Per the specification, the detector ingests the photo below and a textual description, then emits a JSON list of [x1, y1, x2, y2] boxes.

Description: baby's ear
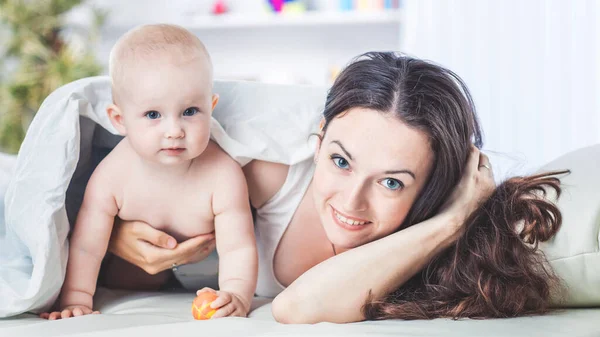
[[211, 94, 219, 112], [107, 104, 127, 136]]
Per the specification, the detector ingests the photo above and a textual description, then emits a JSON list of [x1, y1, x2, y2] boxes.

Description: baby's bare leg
[[102, 256, 171, 291]]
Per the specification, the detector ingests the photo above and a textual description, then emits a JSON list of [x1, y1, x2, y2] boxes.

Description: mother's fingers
[[478, 152, 492, 170], [133, 221, 178, 249], [178, 232, 215, 251], [463, 145, 481, 175], [114, 218, 177, 250], [173, 234, 216, 265], [476, 152, 497, 202], [185, 240, 217, 265], [461, 146, 496, 203], [478, 152, 496, 185], [138, 235, 214, 272]]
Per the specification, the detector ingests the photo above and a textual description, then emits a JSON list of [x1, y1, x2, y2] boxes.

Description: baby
[[42, 24, 257, 319]]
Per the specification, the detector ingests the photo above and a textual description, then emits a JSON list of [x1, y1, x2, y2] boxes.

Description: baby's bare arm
[[60, 165, 119, 311], [211, 155, 257, 314]]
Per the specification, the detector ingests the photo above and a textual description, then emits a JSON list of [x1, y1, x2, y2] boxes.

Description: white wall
[[87, 0, 401, 85], [97, 24, 400, 85]]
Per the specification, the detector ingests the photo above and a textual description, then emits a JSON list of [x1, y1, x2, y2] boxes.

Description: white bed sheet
[[1, 288, 599, 337]]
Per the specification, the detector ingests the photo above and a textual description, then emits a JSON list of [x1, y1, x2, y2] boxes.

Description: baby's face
[[116, 56, 215, 165]]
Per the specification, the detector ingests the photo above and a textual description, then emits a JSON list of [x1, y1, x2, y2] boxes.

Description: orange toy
[[192, 292, 219, 320]]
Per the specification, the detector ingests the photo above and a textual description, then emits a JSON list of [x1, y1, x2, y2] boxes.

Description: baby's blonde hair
[[109, 24, 212, 102]]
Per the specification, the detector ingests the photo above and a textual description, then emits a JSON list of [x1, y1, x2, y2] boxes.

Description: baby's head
[[107, 24, 218, 165]]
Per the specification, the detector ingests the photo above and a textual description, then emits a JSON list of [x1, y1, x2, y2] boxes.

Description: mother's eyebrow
[[331, 140, 416, 179], [331, 140, 353, 161], [384, 169, 416, 180]]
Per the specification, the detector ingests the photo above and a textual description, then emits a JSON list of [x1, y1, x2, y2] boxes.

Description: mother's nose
[[342, 180, 368, 212]]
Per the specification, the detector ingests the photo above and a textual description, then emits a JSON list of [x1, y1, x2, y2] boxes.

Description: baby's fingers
[[210, 292, 232, 309], [73, 307, 99, 316], [210, 302, 238, 319], [61, 309, 74, 319], [196, 287, 217, 296]]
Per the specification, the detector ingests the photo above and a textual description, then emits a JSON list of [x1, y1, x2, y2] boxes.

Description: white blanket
[[0, 76, 326, 317], [0, 153, 16, 226]]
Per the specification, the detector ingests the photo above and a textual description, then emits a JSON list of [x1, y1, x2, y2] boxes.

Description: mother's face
[[312, 107, 434, 250]]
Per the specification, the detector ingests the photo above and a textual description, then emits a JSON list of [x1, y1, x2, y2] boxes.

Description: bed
[[2, 288, 600, 337]]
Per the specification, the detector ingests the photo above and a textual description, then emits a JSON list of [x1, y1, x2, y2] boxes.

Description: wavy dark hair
[[321, 52, 567, 319]]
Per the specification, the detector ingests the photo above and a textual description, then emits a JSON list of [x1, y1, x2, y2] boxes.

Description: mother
[[107, 52, 564, 323]]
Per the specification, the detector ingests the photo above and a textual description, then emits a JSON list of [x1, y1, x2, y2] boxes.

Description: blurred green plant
[[0, 0, 107, 153]]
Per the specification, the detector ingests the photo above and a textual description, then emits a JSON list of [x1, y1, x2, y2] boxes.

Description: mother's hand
[[108, 218, 216, 275], [438, 146, 496, 236]]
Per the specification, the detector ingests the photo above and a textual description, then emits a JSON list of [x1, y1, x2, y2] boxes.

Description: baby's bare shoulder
[[193, 141, 242, 177], [87, 140, 130, 194], [190, 141, 246, 195]]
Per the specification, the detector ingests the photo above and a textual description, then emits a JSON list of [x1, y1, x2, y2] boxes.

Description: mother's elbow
[[272, 293, 314, 324], [272, 294, 295, 324]]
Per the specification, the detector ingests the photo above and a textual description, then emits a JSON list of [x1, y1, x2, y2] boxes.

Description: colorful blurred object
[[212, 0, 228, 15], [265, 0, 399, 14], [0, 0, 106, 154], [340, 0, 353, 11], [268, 0, 284, 12], [267, 0, 306, 13]]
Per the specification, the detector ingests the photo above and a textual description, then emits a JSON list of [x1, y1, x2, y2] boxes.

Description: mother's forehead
[[324, 109, 434, 164], [326, 108, 425, 140]]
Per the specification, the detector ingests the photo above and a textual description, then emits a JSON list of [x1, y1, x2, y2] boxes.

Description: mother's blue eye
[[332, 156, 349, 169], [183, 107, 199, 116], [145, 111, 161, 119], [381, 178, 403, 190]]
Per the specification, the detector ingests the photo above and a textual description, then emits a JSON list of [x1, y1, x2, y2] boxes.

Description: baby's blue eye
[[183, 107, 199, 116], [381, 178, 403, 190], [145, 111, 161, 119], [332, 156, 349, 169]]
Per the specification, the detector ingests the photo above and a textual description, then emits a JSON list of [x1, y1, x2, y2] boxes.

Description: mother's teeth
[[335, 211, 368, 225]]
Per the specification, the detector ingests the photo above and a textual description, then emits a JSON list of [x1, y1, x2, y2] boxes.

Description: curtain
[[401, 0, 600, 179]]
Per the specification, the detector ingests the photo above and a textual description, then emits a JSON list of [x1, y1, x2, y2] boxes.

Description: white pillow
[[539, 144, 600, 306], [0, 76, 326, 317]]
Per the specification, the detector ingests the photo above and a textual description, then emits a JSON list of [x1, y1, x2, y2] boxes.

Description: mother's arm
[[272, 147, 495, 324], [272, 212, 459, 324]]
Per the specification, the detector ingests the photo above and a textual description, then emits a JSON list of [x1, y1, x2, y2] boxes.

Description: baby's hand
[[196, 288, 249, 319], [40, 305, 100, 320]]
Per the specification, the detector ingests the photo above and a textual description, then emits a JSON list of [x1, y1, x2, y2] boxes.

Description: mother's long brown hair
[[322, 52, 566, 319]]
